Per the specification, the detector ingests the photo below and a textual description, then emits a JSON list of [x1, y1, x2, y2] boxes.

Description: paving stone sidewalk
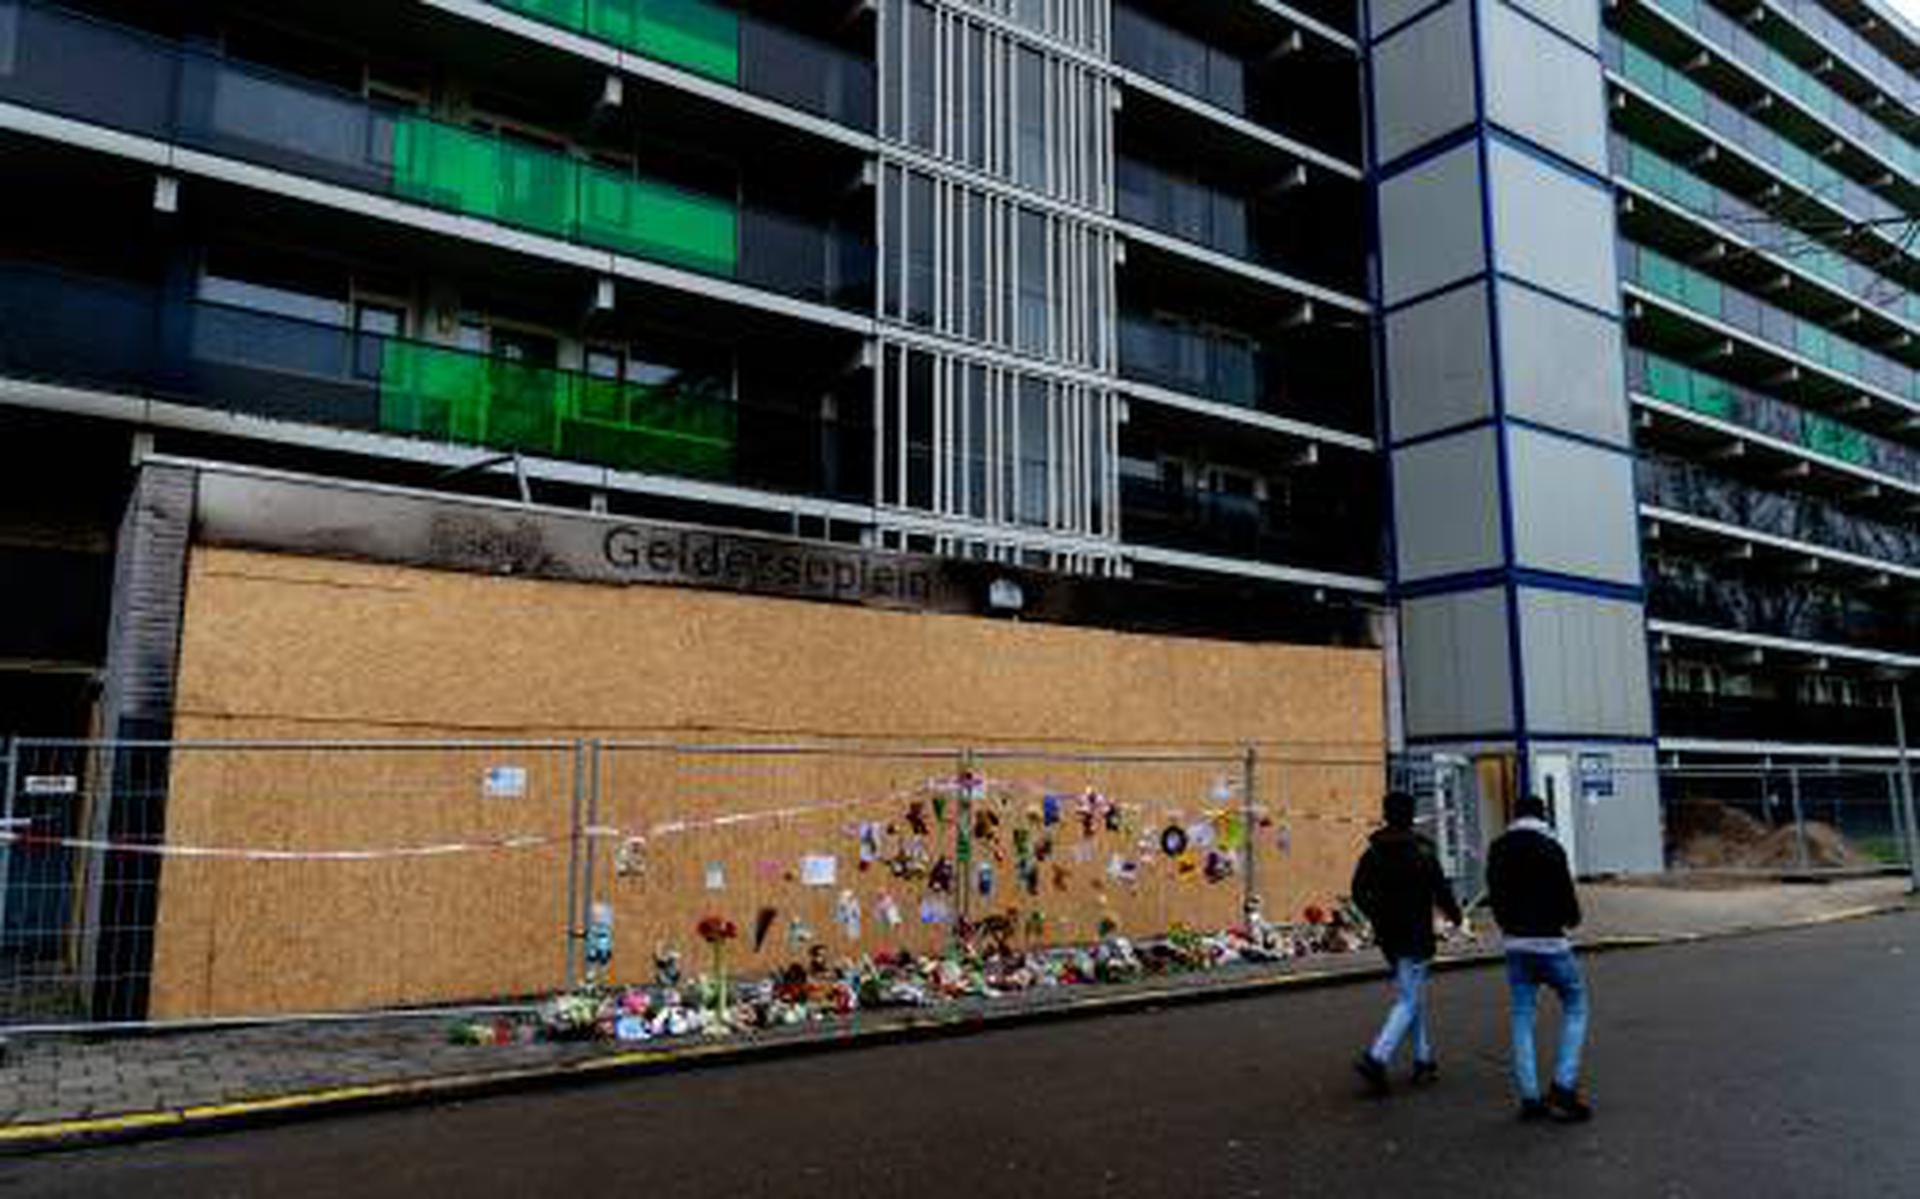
[[0, 877, 1907, 1137]]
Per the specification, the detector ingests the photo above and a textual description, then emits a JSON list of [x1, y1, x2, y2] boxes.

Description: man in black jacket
[[1486, 794, 1592, 1123], [1350, 791, 1462, 1095]]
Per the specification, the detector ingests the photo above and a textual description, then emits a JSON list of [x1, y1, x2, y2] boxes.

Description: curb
[[2, 900, 1910, 1156]]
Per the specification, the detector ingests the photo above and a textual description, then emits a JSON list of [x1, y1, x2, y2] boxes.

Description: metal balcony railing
[[0, 1, 873, 310], [1637, 453, 1920, 565], [484, 0, 876, 130], [1118, 475, 1379, 576], [1627, 349, 1920, 484], [0, 264, 872, 500]]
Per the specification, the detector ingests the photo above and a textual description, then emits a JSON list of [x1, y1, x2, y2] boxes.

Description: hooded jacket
[[1350, 826, 1462, 962]]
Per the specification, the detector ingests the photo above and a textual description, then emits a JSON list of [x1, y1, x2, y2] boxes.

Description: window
[[491, 328, 557, 369], [1017, 208, 1049, 354], [1015, 47, 1046, 190]]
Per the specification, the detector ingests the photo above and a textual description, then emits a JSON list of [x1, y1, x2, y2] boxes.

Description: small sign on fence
[[482, 766, 528, 800], [22, 775, 78, 797]]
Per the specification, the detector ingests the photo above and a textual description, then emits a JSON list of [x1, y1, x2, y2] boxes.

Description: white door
[[1531, 751, 1578, 868]]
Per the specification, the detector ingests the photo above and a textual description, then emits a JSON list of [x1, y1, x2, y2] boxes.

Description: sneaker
[[1410, 1059, 1439, 1086], [1517, 1098, 1550, 1122], [1547, 1085, 1593, 1123], [1354, 1053, 1390, 1096]]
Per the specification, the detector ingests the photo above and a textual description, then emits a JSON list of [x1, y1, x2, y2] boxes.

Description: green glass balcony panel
[[486, 0, 739, 84], [588, 0, 741, 84], [494, 0, 589, 24], [1691, 374, 1736, 420], [1827, 339, 1859, 379], [578, 164, 737, 276], [378, 339, 495, 445], [1624, 43, 1666, 94], [1804, 414, 1869, 465], [376, 341, 735, 478], [392, 119, 509, 223], [1644, 354, 1694, 407], [1680, 268, 1721, 317], [1667, 73, 1706, 122], [1640, 250, 1684, 300], [1796, 321, 1830, 364], [389, 116, 738, 279]]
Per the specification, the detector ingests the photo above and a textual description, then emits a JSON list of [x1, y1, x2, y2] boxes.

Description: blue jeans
[[1368, 957, 1433, 1065], [1506, 949, 1589, 1099]]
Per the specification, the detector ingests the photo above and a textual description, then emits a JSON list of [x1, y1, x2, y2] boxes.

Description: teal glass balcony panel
[[1610, 135, 1918, 327], [1637, 0, 1918, 177], [1605, 31, 1905, 233], [1626, 349, 1918, 481], [1619, 243, 1918, 403], [1768, 0, 1916, 111]]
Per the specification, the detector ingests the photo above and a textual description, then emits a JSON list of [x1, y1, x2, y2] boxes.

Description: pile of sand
[[1669, 801, 1870, 870]]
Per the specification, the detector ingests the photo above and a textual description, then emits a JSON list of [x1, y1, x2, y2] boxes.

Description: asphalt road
[[2, 912, 1915, 1198]]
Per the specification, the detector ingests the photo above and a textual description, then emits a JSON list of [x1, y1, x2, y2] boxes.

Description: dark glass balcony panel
[[0, 2, 871, 310], [1655, 691, 1902, 747], [1645, 553, 1920, 654], [1117, 311, 1371, 436], [1637, 453, 1920, 566], [0, 264, 871, 500], [1112, 3, 1359, 161], [1119, 475, 1380, 578], [487, 0, 875, 130]]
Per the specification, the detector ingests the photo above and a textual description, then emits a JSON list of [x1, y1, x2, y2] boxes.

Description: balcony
[[1655, 690, 1905, 747], [0, 265, 870, 500], [1626, 349, 1920, 485], [483, 0, 876, 130], [1115, 154, 1366, 296], [1637, 453, 1920, 567], [1618, 0, 1919, 194], [1610, 133, 1920, 332], [1117, 311, 1371, 437], [1605, 31, 1909, 239], [1646, 555, 1920, 655], [1118, 475, 1379, 578], [1619, 241, 1918, 414], [0, 1, 872, 311], [1112, 1, 1361, 165]]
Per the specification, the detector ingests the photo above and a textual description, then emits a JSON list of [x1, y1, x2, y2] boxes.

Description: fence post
[[956, 748, 975, 946], [1894, 683, 1918, 894], [1788, 766, 1808, 871], [0, 735, 17, 958], [1887, 769, 1908, 873], [564, 738, 586, 992], [1241, 746, 1258, 927]]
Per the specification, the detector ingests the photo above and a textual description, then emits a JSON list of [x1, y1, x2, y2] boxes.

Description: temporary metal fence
[[1656, 762, 1918, 876], [0, 737, 1387, 1033]]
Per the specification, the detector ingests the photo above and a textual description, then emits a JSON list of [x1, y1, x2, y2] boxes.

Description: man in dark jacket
[[1350, 791, 1462, 1095], [1486, 794, 1592, 1123]]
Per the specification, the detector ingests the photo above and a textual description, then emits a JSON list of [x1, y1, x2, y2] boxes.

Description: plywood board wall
[[148, 548, 1384, 1017]]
